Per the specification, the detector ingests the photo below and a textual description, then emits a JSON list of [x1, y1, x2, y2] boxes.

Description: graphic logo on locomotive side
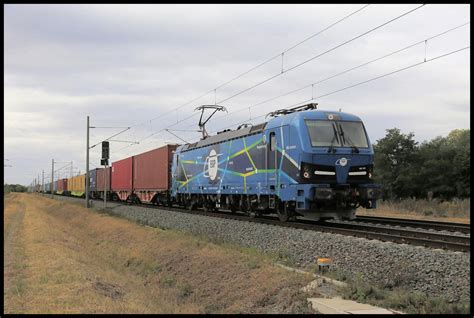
[[204, 148, 222, 183]]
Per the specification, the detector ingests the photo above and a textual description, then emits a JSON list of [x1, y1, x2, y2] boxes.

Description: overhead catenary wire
[[89, 127, 131, 149], [116, 4, 424, 155], [126, 4, 371, 132], [185, 45, 470, 143], [194, 21, 470, 127], [213, 4, 371, 92], [216, 4, 426, 105], [115, 5, 373, 153]]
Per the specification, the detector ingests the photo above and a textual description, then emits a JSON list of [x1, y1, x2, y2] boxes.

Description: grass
[[4, 194, 29, 313], [358, 197, 470, 223], [4, 193, 315, 314], [321, 269, 470, 314]]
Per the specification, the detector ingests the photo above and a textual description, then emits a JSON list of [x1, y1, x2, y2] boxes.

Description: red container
[[133, 144, 177, 191], [96, 167, 111, 192], [111, 157, 133, 191], [58, 178, 68, 191]]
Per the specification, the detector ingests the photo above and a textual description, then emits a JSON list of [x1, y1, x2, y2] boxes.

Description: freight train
[[40, 103, 382, 221]]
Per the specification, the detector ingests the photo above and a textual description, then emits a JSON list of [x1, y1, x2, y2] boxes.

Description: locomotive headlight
[[368, 172, 372, 179], [303, 171, 311, 179]]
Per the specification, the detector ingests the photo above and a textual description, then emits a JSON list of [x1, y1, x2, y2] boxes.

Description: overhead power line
[[194, 21, 470, 127], [216, 4, 426, 105], [186, 45, 470, 143], [116, 4, 423, 154], [127, 4, 371, 132], [213, 4, 371, 92], [176, 46, 470, 142], [115, 4, 372, 153]]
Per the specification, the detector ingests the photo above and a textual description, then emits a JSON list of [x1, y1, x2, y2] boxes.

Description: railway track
[[53, 194, 471, 253], [354, 215, 470, 234]]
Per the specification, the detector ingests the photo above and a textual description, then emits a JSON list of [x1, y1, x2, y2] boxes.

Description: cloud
[[4, 4, 470, 185]]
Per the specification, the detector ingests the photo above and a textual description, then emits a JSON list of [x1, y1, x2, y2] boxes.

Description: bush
[[339, 272, 470, 314], [377, 198, 469, 219]]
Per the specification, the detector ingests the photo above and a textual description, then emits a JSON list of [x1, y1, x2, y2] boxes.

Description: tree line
[[4, 184, 28, 194], [373, 128, 470, 200]]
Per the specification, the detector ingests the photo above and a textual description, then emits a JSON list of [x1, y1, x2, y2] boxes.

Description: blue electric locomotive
[[171, 103, 382, 221]]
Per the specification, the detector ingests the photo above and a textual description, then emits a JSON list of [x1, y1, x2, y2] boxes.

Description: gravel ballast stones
[[52, 195, 470, 303]]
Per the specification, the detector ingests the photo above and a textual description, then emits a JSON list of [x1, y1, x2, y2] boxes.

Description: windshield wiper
[[338, 123, 359, 153], [327, 123, 339, 154]]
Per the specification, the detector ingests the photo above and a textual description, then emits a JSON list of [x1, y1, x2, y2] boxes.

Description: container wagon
[[69, 174, 86, 197], [45, 182, 51, 194], [131, 144, 178, 204], [88, 169, 97, 198], [111, 157, 133, 201], [57, 178, 68, 195], [96, 167, 112, 199], [89, 167, 112, 199]]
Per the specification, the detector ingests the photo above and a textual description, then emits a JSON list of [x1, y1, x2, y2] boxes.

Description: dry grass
[[335, 271, 470, 314], [357, 198, 470, 224], [3, 193, 315, 314], [4, 193, 28, 313]]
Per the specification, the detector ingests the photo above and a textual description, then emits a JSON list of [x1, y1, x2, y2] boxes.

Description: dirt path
[[3, 193, 317, 314]]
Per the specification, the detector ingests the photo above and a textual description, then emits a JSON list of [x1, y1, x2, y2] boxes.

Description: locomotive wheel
[[277, 202, 293, 222], [249, 209, 262, 218], [187, 199, 196, 211], [247, 203, 261, 218]]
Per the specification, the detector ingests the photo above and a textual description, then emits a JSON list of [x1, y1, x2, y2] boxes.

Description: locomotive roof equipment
[[194, 105, 228, 140], [266, 103, 318, 118]]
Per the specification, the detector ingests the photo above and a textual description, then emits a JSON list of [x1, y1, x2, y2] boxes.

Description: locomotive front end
[[293, 111, 382, 220]]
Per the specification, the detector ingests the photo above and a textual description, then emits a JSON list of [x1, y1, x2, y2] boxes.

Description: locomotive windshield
[[305, 120, 369, 148]]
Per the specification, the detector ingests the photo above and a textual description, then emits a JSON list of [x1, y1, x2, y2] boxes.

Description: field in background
[[358, 198, 470, 224], [3, 193, 315, 314]]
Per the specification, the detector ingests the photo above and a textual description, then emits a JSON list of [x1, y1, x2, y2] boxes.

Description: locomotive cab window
[[269, 132, 276, 151], [305, 120, 338, 147], [338, 121, 369, 148], [305, 119, 369, 148]]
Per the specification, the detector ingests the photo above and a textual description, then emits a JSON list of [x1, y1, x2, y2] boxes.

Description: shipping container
[[67, 177, 72, 194], [111, 157, 133, 201], [69, 174, 86, 197], [54, 180, 59, 192], [89, 169, 97, 192], [57, 178, 68, 194], [96, 167, 111, 192], [133, 144, 178, 203]]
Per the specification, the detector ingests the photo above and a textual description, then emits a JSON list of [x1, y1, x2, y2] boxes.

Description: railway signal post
[[101, 141, 109, 208]]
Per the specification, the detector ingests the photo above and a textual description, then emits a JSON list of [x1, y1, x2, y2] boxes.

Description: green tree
[[373, 128, 470, 200], [373, 128, 419, 199]]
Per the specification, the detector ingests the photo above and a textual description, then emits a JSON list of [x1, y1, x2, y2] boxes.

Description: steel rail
[[354, 215, 470, 234], [50, 194, 470, 253]]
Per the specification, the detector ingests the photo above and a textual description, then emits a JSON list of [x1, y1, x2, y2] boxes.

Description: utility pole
[[42, 170, 44, 194], [86, 116, 90, 208], [51, 159, 54, 199]]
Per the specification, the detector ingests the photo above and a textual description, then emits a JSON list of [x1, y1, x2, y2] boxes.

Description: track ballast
[[53, 194, 471, 253]]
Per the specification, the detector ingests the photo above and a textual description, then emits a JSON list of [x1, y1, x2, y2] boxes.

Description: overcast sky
[[4, 4, 470, 186]]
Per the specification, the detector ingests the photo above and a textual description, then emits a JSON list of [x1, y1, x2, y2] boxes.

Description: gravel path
[[53, 195, 470, 303]]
